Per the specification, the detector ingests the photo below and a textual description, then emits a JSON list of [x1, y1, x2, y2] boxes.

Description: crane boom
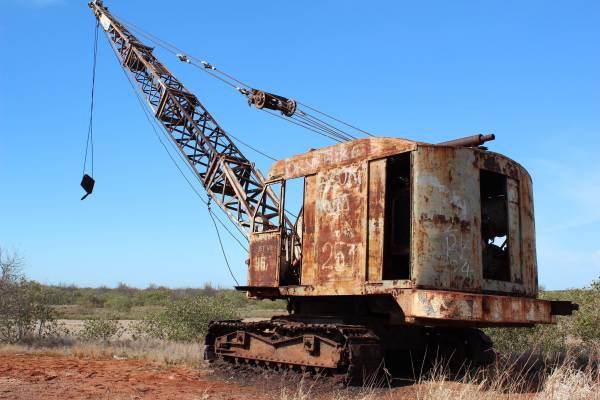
[[89, 1, 290, 237]]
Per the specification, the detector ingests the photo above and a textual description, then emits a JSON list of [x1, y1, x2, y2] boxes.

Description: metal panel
[[367, 159, 386, 281], [411, 146, 482, 291], [507, 178, 523, 284], [248, 232, 281, 287], [474, 151, 521, 180], [393, 289, 554, 325], [519, 173, 538, 296], [300, 175, 317, 286], [269, 138, 416, 180], [314, 163, 367, 285]]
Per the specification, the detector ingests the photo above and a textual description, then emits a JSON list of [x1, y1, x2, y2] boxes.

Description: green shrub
[[134, 295, 239, 342], [250, 299, 288, 310], [80, 317, 125, 342], [485, 276, 600, 355], [132, 287, 171, 306], [216, 290, 247, 309], [75, 290, 106, 308], [0, 250, 62, 343], [104, 294, 133, 313]]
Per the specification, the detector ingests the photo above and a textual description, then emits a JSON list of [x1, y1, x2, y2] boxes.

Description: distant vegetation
[[0, 247, 598, 356], [485, 277, 600, 356], [0, 248, 286, 343], [132, 294, 239, 341], [41, 282, 286, 321]]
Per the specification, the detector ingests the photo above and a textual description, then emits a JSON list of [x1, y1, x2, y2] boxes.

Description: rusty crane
[[88, 1, 577, 383]]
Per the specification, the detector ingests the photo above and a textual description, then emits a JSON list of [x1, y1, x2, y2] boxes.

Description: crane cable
[[108, 14, 279, 162], [208, 200, 240, 286], [83, 21, 99, 177], [111, 12, 376, 143], [80, 20, 100, 200], [110, 43, 245, 286], [103, 26, 249, 259]]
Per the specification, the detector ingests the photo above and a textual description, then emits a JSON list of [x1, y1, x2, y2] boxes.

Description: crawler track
[[204, 319, 383, 384]]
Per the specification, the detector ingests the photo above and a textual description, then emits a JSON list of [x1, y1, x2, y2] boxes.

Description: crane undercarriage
[[205, 294, 496, 383], [204, 316, 494, 383]]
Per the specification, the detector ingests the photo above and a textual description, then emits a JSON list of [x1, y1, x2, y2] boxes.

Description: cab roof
[[268, 137, 421, 180]]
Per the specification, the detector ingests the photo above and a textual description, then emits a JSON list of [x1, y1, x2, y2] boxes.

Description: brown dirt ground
[[0, 352, 540, 400], [0, 353, 269, 400]]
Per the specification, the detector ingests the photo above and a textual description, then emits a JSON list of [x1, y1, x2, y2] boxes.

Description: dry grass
[[1, 335, 599, 400], [0, 338, 204, 367], [410, 350, 600, 400], [411, 363, 600, 400], [272, 350, 600, 400]]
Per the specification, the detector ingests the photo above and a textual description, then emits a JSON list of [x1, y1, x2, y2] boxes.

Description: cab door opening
[[382, 153, 411, 280]]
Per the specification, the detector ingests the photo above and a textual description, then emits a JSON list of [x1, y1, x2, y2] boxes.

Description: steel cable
[[110, 12, 375, 143], [262, 110, 344, 143], [298, 101, 375, 137], [208, 203, 240, 286], [294, 113, 355, 141], [83, 21, 99, 177], [297, 110, 357, 140]]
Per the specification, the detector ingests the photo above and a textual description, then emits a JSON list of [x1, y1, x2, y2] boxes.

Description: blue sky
[[0, 0, 598, 289]]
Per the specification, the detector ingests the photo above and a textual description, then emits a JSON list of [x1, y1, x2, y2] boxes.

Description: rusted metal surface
[[411, 145, 482, 292], [214, 330, 342, 369], [248, 231, 281, 287], [261, 139, 552, 326], [269, 137, 417, 180], [393, 289, 554, 325], [474, 150, 523, 180], [438, 134, 495, 147], [367, 159, 386, 281], [300, 175, 317, 286], [276, 284, 560, 325], [248, 89, 297, 117], [313, 163, 367, 285], [518, 169, 538, 295], [507, 178, 523, 284], [473, 150, 537, 296], [206, 320, 382, 382], [265, 141, 541, 299]]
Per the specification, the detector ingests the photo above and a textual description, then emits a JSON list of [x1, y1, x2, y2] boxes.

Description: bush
[[132, 287, 171, 306], [104, 294, 133, 313], [216, 290, 247, 309], [75, 290, 106, 308], [80, 317, 125, 342], [134, 295, 239, 342], [0, 250, 62, 343], [485, 276, 600, 355]]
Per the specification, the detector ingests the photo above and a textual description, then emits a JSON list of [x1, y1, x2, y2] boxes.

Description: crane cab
[[245, 137, 573, 327]]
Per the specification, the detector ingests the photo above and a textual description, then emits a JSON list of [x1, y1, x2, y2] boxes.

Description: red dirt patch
[[0, 353, 268, 400]]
